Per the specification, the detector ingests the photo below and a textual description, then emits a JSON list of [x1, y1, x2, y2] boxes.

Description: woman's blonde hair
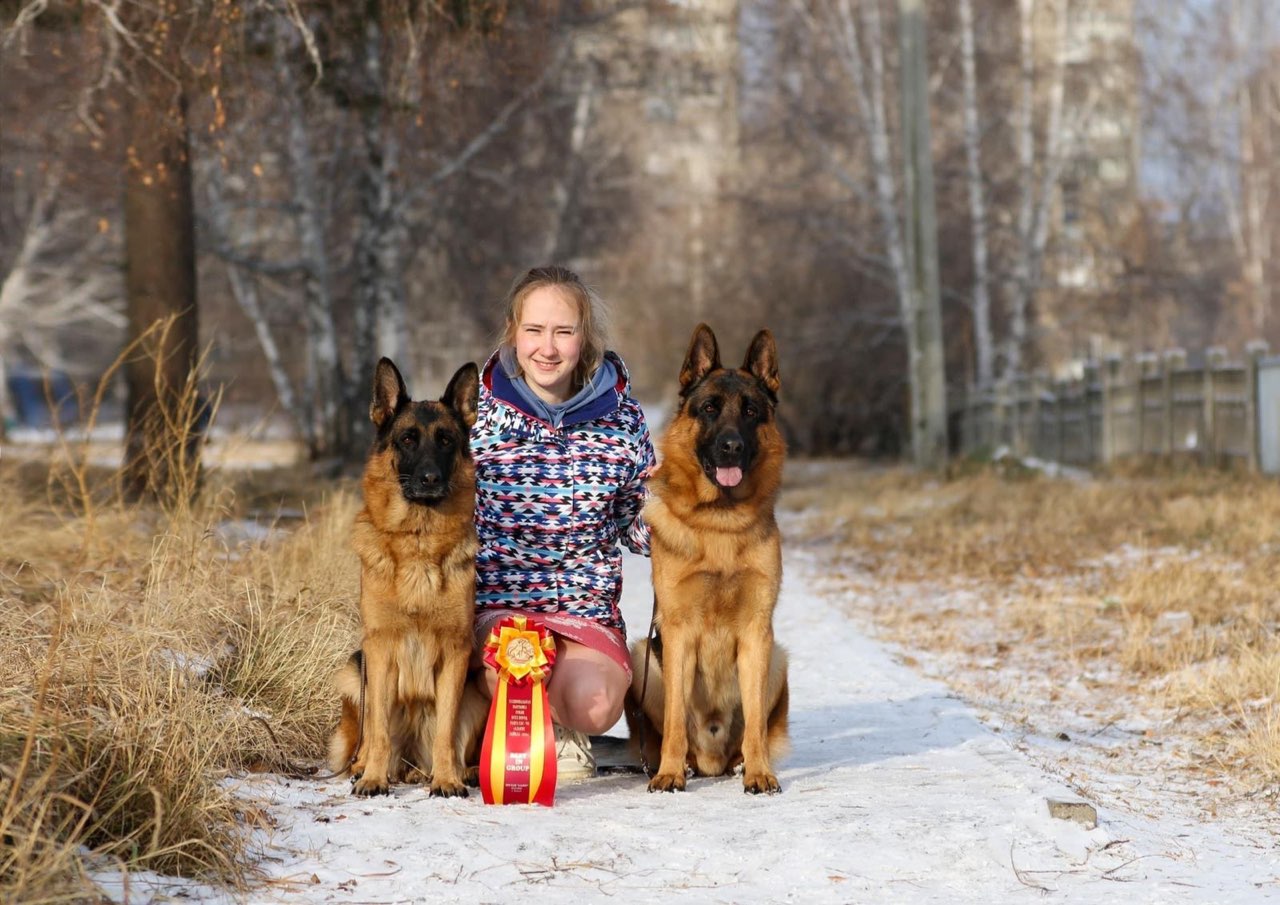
[[499, 265, 609, 391]]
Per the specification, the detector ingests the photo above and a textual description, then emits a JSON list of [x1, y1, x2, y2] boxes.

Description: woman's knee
[[552, 662, 627, 734]]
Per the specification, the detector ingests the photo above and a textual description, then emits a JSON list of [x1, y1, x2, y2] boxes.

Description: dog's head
[[675, 323, 781, 498], [368, 358, 479, 505]]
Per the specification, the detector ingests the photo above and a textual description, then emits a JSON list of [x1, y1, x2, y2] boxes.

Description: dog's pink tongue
[[715, 466, 743, 488]]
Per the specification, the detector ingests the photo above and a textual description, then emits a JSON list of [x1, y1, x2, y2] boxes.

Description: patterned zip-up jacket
[[471, 350, 655, 634]]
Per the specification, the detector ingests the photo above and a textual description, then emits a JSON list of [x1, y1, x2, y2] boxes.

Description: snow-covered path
[[102, 547, 1278, 903]]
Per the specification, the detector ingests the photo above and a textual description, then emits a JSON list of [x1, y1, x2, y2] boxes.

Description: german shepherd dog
[[627, 324, 790, 794], [327, 358, 488, 797]]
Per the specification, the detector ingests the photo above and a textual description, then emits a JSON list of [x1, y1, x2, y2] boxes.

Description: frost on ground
[[97, 549, 1280, 904]]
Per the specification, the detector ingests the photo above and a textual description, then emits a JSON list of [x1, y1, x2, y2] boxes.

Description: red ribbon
[[479, 616, 557, 806]]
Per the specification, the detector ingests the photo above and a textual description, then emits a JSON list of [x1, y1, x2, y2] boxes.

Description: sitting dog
[[327, 358, 488, 797], [626, 324, 790, 794]]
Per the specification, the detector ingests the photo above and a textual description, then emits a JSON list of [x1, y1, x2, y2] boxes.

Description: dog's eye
[[743, 403, 759, 419], [700, 401, 718, 416], [398, 431, 418, 449], [437, 434, 455, 449]]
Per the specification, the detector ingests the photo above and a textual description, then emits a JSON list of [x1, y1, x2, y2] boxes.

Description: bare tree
[[958, 0, 994, 389], [274, 12, 346, 460], [898, 0, 946, 467], [790, 0, 946, 465], [1221, 0, 1274, 336], [120, 0, 201, 500], [1004, 0, 1067, 376], [1136, 0, 1279, 351]]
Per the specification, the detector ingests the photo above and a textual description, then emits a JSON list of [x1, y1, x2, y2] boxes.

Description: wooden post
[[1202, 346, 1226, 466], [1055, 378, 1067, 463], [1029, 372, 1046, 459], [994, 380, 1008, 451], [963, 381, 974, 455], [1162, 348, 1185, 457], [1012, 376, 1027, 455], [1245, 341, 1269, 472], [1100, 357, 1121, 465], [1082, 362, 1099, 464], [985, 385, 996, 451], [1135, 354, 1155, 455]]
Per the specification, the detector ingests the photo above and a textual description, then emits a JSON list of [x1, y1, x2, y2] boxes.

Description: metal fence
[[959, 343, 1280, 472]]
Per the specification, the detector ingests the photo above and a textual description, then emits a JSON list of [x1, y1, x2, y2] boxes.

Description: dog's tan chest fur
[[352, 506, 477, 628]]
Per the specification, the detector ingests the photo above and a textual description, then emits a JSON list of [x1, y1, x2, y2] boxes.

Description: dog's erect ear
[[442, 362, 480, 428], [743, 329, 780, 400], [679, 323, 721, 394], [371, 357, 409, 429]]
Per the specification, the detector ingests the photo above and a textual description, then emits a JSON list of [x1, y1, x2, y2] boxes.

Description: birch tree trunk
[[1029, 0, 1069, 282], [1230, 0, 1273, 334], [959, 0, 993, 389], [347, 0, 408, 461], [806, 0, 941, 463], [275, 17, 345, 459], [1006, 0, 1036, 378], [819, 0, 919, 444], [899, 0, 947, 468], [1005, 0, 1068, 378]]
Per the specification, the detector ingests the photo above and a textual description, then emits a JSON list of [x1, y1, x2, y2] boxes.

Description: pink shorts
[[474, 609, 632, 680]]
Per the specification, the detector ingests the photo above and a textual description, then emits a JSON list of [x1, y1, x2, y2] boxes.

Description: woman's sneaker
[[554, 725, 596, 782]]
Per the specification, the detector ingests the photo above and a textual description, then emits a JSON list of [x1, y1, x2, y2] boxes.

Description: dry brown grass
[[783, 459, 1280, 789], [0, 452, 360, 901], [0, 334, 364, 900]]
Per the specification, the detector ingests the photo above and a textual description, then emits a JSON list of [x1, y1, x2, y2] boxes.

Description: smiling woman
[[512, 286, 584, 404], [471, 265, 655, 782]]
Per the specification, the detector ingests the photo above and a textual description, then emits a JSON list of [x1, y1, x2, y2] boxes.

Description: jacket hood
[[481, 349, 632, 428]]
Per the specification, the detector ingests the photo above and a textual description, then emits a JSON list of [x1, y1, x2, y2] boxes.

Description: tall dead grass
[[0, 341, 361, 900], [0, 460, 361, 901], [785, 460, 1280, 786]]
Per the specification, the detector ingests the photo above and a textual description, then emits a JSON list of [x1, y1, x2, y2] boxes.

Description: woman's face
[[514, 286, 583, 404]]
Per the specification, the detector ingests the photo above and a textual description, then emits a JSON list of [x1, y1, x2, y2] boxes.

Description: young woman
[[471, 265, 655, 779]]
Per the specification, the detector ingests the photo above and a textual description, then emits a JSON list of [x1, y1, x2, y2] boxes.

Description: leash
[[600, 600, 659, 778], [619, 593, 660, 778], [637, 595, 659, 777], [246, 716, 318, 779], [355, 648, 366, 773]]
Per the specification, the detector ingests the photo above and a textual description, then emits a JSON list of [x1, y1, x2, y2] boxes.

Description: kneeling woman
[[471, 265, 655, 780]]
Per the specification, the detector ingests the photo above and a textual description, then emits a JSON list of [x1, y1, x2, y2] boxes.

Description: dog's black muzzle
[[405, 469, 450, 504], [700, 430, 751, 488]]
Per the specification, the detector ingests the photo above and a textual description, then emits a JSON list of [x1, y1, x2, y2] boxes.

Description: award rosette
[[479, 615, 558, 806]]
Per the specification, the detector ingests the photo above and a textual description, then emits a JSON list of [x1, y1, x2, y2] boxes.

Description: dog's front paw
[[429, 779, 469, 799], [742, 770, 780, 795], [648, 771, 687, 793], [351, 775, 390, 797]]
